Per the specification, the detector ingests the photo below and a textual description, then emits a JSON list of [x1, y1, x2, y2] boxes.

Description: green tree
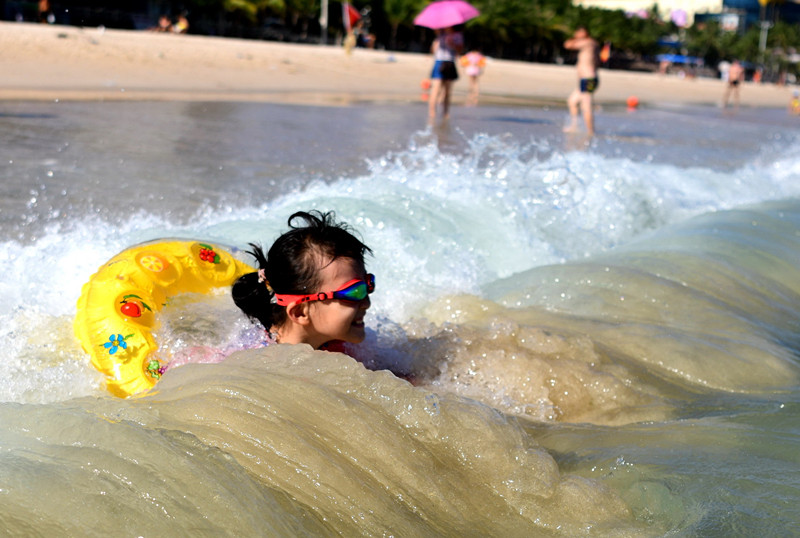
[[384, 0, 427, 49], [470, 0, 568, 59], [285, 0, 318, 34], [470, 0, 521, 55], [556, 5, 667, 63], [226, 0, 284, 20], [684, 20, 723, 65], [191, 0, 284, 21], [520, 0, 570, 60], [174, 0, 800, 75]]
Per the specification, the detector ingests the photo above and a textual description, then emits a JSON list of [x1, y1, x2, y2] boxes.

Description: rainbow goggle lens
[[274, 274, 375, 306]]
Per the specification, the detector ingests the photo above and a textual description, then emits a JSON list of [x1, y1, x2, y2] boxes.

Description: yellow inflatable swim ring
[[74, 240, 254, 398]]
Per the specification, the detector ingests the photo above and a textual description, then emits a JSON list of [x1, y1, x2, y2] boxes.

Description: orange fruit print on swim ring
[[139, 254, 166, 273]]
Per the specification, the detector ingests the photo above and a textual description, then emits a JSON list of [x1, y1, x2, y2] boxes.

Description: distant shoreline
[[0, 21, 792, 109]]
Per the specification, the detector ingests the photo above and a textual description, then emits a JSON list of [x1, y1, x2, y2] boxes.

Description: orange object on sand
[[421, 78, 431, 101]]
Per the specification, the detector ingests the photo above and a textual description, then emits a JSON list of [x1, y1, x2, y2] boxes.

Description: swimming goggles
[[274, 274, 375, 306]]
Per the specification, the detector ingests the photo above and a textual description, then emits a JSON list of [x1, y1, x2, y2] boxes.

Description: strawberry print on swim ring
[[198, 244, 221, 264]]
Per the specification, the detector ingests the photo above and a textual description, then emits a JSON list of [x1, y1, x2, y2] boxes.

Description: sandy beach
[[0, 21, 792, 108]]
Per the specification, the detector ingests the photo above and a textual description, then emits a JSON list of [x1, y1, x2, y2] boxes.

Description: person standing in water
[[428, 26, 464, 124], [564, 27, 600, 136], [722, 60, 744, 111], [461, 50, 487, 107], [232, 210, 374, 351]]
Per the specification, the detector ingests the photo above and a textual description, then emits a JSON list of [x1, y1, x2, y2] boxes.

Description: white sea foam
[[3, 125, 800, 403]]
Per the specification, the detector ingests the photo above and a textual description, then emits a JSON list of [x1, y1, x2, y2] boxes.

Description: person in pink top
[[461, 50, 486, 106]]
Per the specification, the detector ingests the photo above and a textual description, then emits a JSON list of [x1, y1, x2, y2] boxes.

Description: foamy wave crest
[[3, 131, 800, 403]]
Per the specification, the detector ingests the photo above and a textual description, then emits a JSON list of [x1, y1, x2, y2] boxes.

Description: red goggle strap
[[274, 291, 333, 306]]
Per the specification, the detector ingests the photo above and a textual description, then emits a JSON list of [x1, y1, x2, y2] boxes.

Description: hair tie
[[258, 268, 275, 296]]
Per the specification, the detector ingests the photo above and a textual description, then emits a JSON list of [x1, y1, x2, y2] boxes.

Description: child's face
[[307, 256, 371, 347]]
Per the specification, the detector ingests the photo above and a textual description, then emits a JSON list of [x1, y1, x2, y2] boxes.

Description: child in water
[[460, 50, 486, 107], [232, 210, 374, 350], [164, 210, 373, 372]]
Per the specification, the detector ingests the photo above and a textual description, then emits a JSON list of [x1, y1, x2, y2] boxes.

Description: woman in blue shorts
[[428, 26, 464, 123]]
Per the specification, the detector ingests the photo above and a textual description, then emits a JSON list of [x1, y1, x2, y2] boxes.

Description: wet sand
[[0, 21, 792, 108]]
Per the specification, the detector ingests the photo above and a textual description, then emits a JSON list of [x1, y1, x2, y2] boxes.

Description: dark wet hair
[[231, 210, 372, 331]]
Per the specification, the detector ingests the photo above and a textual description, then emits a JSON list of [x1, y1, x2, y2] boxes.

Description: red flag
[[342, 2, 361, 32]]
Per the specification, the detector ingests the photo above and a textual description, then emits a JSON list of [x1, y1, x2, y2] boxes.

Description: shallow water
[[1, 99, 799, 535]]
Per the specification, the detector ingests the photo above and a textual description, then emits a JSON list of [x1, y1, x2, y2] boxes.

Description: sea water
[[1, 100, 799, 535]]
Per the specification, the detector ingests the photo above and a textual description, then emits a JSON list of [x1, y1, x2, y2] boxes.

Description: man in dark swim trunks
[[722, 60, 744, 111], [564, 27, 600, 136], [580, 77, 598, 93]]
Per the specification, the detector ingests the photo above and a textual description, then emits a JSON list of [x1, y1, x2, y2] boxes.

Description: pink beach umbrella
[[414, 0, 480, 30]]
